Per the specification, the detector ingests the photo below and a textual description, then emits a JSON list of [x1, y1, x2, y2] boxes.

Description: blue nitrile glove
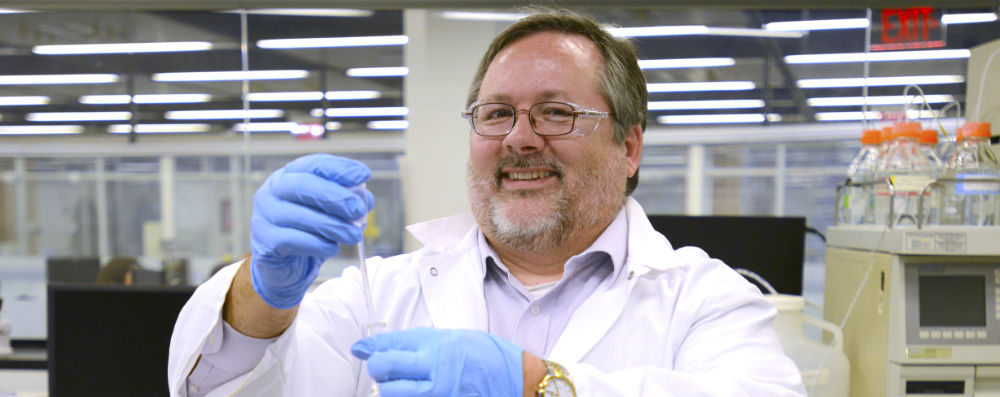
[[250, 154, 374, 309], [351, 328, 524, 397]]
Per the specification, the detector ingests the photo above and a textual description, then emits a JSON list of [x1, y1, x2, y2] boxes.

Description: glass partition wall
[[1, 5, 998, 339]]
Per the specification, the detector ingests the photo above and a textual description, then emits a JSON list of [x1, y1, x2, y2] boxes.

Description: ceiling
[[0, 6, 997, 138]]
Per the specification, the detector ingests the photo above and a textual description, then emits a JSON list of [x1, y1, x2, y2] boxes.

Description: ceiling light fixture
[[107, 124, 211, 134], [797, 75, 965, 88], [438, 11, 528, 21], [647, 81, 755, 92], [165, 109, 284, 120], [246, 90, 381, 101], [807, 94, 955, 107], [345, 67, 409, 77], [257, 35, 408, 49], [814, 110, 939, 121], [27, 111, 132, 122], [648, 99, 765, 110], [639, 57, 736, 69], [0, 96, 51, 106], [763, 18, 870, 31], [0, 125, 84, 135], [785, 49, 970, 64], [941, 13, 998, 24], [312, 107, 409, 117], [609, 25, 802, 38], [225, 9, 374, 17], [0, 74, 119, 85], [152, 70, 309, 82], [80, 94, 212, 104], [367, 120, 409, 130], [33, 41, 214, 55], [657, 113, 782, 124]]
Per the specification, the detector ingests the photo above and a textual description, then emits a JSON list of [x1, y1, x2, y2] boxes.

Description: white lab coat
[[168, 198, 807, 396]]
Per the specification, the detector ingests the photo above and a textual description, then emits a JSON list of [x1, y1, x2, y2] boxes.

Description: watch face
[[544, 375, 575, 397]]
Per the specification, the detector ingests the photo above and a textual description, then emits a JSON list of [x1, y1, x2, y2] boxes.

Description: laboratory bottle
[[873, 122, 934, 227], [840, 129, 881, 225], [943, 122, 1000, 226], [919, 129, 945, 225], [766, 295, 849, 397]]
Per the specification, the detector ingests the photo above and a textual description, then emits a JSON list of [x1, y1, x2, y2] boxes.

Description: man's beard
[[468, 153, 626, 253]]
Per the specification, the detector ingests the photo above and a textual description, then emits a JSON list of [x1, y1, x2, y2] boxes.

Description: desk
[[0, 342, 47, 396]]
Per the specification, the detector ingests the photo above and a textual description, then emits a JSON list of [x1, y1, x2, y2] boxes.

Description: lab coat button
[[628, 271, 635, 280], [430, 267, 438, 276]]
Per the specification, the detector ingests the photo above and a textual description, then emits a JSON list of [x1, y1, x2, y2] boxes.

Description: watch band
[[536, 359, 576, 397]]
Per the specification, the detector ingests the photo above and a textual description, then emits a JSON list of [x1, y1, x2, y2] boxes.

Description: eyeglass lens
[[471, 102, 576, 136]]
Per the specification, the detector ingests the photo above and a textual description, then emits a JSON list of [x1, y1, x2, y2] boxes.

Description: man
[[169, 10, 807, 397]]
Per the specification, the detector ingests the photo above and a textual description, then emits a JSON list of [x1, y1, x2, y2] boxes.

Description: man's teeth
[[507, 171, 552, 180]]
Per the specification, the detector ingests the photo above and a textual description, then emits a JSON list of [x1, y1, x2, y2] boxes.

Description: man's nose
[[503, 110, 544, 154]]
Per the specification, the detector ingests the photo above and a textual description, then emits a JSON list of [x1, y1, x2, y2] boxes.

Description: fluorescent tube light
[[647, 81, 755, 92], [257, 35, 408, 49], [0, 9, 32, 14], [233, 122, 299, 132], [246, 90, 381, 102], [80, 94, 212, 104], [657, 113, 782, 124], [639, 58, 736, 69], [648, 99, 765, 111], [311, 107, 409, 117], [942, 13, 998, 25], [0, 96, 50, 106], [33, 41, 213, 55], [439, 11, 527, 21], [165, 109, 284, 120], [797, 75, 964, 88], [702, 27, 804, 38], [107, 123, 211, 134], [27, 111, 132, 122], [609, 25, 709, 37], [226, 9, 374, 17], [785, 49, 970, 64], [0, 74, 119, 85], [0, 125, 84, 135], [367, 120, 409, 130], [152, 70, 309, 82], [346, 67, 408, 77], [815, 110, 938, 121], [802, 75, 964, 88], [807, 94, 955, 107], [764, 18, 869, 31]]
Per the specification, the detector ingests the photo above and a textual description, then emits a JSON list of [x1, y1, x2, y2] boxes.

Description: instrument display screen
[[919, 275, 987, 327]]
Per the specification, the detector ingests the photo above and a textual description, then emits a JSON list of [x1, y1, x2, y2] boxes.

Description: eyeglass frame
[[460, 100, 610, 137]]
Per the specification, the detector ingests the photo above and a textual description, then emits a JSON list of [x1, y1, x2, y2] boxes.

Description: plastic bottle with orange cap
[[841, 128, 883, 225], [940, 122, 1000, 226], [872, 121, 935, 227]]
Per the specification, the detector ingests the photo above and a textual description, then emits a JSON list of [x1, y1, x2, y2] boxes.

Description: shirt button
[[530, 305, 540, 315], [189, 383, 199, 393]]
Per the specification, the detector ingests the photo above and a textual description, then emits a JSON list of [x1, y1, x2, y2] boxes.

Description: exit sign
[[873, 7, 946, 51]]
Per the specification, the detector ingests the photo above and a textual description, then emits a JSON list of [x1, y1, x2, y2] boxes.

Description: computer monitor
[[646, 215, 805, 295], [45, 257, 100, 284], [47, 284, 195, 396], [131, 268, 165, 286]]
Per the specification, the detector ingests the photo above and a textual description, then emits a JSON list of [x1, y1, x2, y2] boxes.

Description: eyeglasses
[[461, 101, 609, 137]]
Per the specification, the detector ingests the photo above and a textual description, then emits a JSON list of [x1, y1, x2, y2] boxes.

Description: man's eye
[[480, 107, 513, 121]]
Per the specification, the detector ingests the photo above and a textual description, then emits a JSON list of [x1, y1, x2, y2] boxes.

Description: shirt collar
[[476, 205, 629, 280]]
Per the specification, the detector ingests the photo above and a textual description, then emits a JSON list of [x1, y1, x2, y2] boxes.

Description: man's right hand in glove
[[225, 154, 374, 337]]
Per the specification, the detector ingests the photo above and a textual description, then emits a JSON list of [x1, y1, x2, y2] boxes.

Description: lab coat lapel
[[547, 199, 678, 364], [416, 236, 489, 331]]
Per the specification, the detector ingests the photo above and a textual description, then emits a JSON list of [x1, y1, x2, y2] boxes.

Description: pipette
[[350, 184, 384, 396]]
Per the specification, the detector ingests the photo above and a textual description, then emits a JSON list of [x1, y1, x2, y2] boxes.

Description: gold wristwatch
[[536, 359, 576, 397]]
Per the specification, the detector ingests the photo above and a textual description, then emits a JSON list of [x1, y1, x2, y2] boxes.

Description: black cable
[[805, 226, 826, 243]]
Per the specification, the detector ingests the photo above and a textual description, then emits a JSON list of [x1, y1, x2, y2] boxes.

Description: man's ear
[[623, 124, 642, 177]]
